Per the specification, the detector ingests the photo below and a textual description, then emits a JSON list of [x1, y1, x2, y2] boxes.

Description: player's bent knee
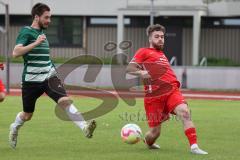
[[180, 108, 191, 120], [22, 112, 33, 121], [58, 96, 72, 108]]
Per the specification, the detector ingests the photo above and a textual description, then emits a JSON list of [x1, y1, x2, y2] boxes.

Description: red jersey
[[130, 48, 180, 96]]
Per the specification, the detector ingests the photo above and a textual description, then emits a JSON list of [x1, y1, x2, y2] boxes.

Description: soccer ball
[[121, 123, 142, 144]]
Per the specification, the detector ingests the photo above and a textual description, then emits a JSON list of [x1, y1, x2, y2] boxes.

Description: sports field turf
[[0, 96, 239, 160]]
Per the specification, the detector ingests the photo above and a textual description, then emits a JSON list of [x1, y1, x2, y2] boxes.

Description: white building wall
[[1, 64, 240, 90], [0, 0, 127, 15], [1, 0, 240, 16], [208, 1, 240, 16]]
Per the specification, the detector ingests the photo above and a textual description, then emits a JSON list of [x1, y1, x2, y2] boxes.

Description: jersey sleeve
[[16, 28, 30, 46], [130, 48, 146, 64]]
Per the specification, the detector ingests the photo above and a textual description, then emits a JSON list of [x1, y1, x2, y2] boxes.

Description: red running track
[[6, 89, 240, 101]]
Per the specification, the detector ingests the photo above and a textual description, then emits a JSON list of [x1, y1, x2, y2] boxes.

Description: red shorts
[[144, 88, 187, 128], [0, 79, 5, 92]]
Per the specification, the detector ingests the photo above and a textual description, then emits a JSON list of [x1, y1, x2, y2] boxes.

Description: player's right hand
[[140, 70, 151, 79], [35, 34, 46, 45]]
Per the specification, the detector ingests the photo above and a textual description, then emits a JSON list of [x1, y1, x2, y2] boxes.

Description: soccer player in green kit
[[9, 3, 96, 149]]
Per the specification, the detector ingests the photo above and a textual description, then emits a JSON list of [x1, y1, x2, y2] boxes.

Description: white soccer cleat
[[9, 123, 18, 149], [143, 138, 160, 149], [147, 143, 160, 149], [191, 144, 208, 155], [83, 120, 96, 138]]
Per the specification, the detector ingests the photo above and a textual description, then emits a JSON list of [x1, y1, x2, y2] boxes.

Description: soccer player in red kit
[[126, 24, 208, 154], [0, 63, 6, 102]]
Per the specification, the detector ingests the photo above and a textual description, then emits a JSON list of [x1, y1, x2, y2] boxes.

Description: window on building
[[46, 16, 83, 47], [202, 17, 240, 27], [88, 17, 130, 26], [223, 18, 240, 26]]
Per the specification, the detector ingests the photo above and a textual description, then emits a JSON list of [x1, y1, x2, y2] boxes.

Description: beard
[[38, 21, 48, 30], [152, 42, 164, 51]]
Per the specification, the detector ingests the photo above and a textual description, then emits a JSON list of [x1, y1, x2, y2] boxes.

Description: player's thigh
[[144, 98, 166, 128], [166, 88, 187, 114], [44, 76, 67, 103], [22, 83, 44, 113], [173, 103, 190, 119]]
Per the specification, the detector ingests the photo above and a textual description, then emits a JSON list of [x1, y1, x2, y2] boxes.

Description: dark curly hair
[[146, 24, 166, 37], [31, 3, 50, 19]]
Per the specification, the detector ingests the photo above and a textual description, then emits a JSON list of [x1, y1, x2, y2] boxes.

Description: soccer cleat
[[191, 144, 208, 155], [147, 143, 160, 149], [143, 138, 160, 149], [9, 123, 18, 149], [83, 120, 96, 138]]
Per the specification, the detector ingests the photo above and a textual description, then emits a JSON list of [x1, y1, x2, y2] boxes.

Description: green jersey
[[16, 26, 56, 83]]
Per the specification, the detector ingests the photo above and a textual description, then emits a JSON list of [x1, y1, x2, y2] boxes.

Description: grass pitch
[[0, 96, 239, 160]]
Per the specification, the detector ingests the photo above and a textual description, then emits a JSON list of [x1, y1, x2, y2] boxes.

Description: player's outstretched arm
[[126, 63, 151, 79], [12, 34, 46, 58]]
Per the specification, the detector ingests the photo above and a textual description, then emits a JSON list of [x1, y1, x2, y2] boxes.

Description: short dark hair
[[31, 3, 50, 19], [146, 24, 166, 37]]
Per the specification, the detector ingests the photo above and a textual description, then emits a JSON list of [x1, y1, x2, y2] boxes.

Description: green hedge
[[0, 55, 119, 64], [206, 57, 240, 66]]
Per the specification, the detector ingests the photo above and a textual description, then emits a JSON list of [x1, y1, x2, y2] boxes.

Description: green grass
[[0, 96, 239, 160]]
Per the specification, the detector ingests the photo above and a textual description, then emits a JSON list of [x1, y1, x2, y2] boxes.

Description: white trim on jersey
[[27, 60, 51, 64], [25, 67, 56, 82], [28, 54, 50, 56], [26, 65, 52, 73]]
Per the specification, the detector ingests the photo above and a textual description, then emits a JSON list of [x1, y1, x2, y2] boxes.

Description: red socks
[[185, 128, 197, 146]]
